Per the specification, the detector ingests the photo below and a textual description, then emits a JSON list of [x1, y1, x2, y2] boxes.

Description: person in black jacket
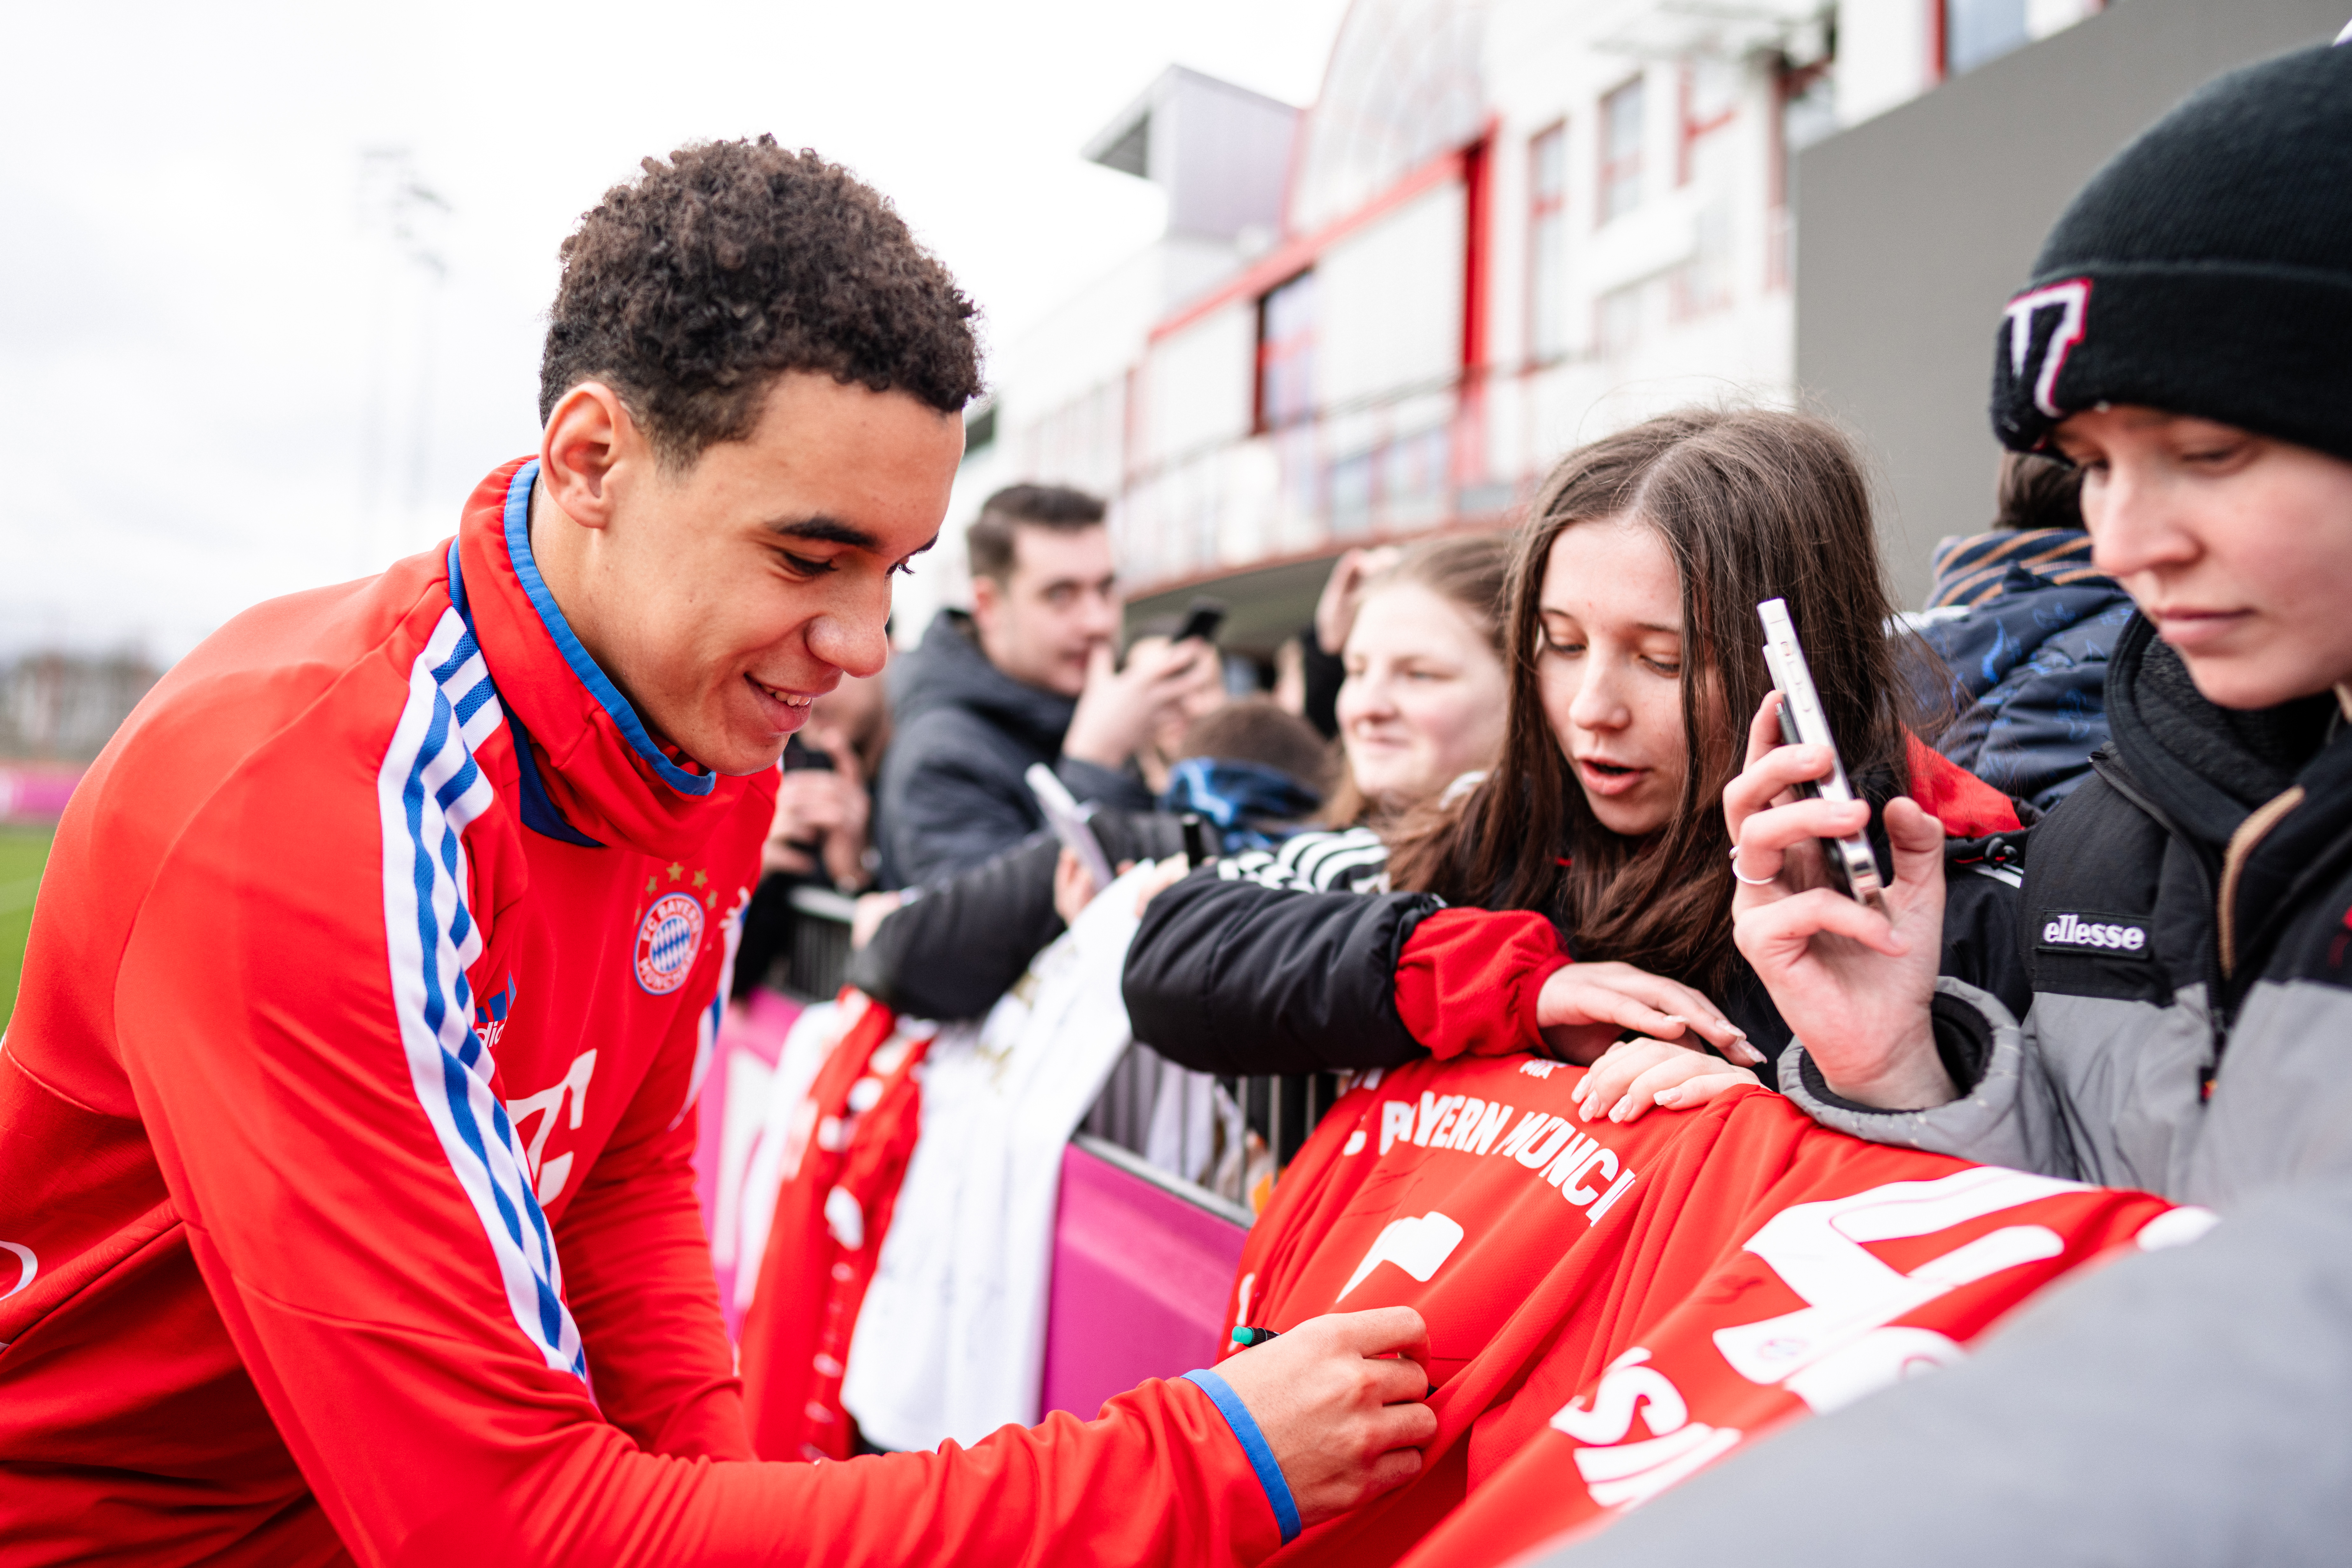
[[853, 699, 1335, 1020], [1122, 407, 2029, 1109], [873, 484, 1219, 887]]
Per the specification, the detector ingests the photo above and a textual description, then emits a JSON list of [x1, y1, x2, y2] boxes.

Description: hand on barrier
[[1214, 1305, 1438, 1527], [1723, 695, 1954, 1109], [1534, 962, 1756, 1066], [1573, 1037, 1761, 1125]]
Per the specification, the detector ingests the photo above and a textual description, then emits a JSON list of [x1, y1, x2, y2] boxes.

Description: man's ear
[[969, 571, 1005, 635], [538, 382, 647, 531]]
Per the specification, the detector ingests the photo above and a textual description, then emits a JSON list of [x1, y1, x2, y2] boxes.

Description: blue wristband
[[1181, 1368, 1301, 1543]]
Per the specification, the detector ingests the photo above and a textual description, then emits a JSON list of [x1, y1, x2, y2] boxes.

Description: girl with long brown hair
[[1123, 405, 2023, 1095]]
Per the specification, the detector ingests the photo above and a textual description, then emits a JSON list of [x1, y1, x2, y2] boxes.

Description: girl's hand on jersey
[[1534, 961, 1760, 1067], [1724, 693, 1955, 1109], [1574, 1037, 1760, 1125]]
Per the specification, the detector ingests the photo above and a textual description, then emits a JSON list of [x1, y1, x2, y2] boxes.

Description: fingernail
[[1610, 1097, 1634, 1122], [1655, 1087, 1682, 1106]]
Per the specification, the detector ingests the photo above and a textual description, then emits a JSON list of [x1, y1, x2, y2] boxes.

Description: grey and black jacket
[[1788, 614, 2349, 1198], [1543, 614, 2352, 1568]]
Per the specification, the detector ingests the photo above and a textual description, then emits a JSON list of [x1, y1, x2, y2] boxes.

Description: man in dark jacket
[[1907, 452, 2139, 813], [875, 484, 1218, 886]]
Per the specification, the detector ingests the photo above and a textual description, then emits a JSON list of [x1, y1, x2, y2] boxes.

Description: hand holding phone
[[1026, 763, 1117, 892], [1755, 598, 1886, 908], [1174, 597, 1227, 648]]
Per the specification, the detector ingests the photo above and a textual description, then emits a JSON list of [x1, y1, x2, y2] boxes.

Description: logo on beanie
[[2001, 278, 2092, 418]]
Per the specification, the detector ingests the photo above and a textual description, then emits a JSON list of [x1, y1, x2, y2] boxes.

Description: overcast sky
[[0, 0, 1350, 661]]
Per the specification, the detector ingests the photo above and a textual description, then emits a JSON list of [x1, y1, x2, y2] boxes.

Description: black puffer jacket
[[873, 611, 1151, 889], [848, 810, 1189, 1020], [1121, 819, 2031, 1079]]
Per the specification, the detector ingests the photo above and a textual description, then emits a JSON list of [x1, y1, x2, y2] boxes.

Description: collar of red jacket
[[451, 457, 755, 859]]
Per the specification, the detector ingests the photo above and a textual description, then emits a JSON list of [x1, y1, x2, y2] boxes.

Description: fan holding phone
[[1724, 598, 1959, 1110]]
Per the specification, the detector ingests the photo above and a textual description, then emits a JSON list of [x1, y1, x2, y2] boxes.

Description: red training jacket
[[1219, 1055, 2177, 1568], [0, 460, 1284, 1568]]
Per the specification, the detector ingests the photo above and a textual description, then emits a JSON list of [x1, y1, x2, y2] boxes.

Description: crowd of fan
[[727, 39, 2352, 1565]]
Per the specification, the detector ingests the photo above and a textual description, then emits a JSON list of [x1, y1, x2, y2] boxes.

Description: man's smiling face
[[535, 370, 963, 776]]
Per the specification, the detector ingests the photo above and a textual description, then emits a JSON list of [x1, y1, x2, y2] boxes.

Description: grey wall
[[1795, 0, 2350, 606]]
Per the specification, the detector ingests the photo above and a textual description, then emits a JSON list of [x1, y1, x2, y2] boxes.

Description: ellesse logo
[[2038, 911, 2150, 956]]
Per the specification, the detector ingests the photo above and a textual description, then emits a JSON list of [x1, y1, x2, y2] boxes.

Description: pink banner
[[0, 766, 81, 823], [1041, 1143, 1248, 1421]]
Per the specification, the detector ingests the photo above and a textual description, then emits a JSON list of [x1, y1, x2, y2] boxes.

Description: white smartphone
[[1756, 598, 1888, 908], [1025, 763, 1117, 891]]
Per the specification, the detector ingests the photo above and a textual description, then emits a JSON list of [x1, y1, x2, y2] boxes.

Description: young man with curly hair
[[0, 138, 1433, 1567]]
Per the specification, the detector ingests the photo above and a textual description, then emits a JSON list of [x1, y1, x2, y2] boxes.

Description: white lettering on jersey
[[1453, 1099, 1514, 1154], [1712, 1165, 2083, 1412], [1337, 1211, 1466, 1301], [1372, 1093, 1640, 1225], [0, 1240, 34, 1300], [508, 1048, 599, 1206], [1380, 1100, 1417, 1156], [1553, 1349, 1741, 1511]]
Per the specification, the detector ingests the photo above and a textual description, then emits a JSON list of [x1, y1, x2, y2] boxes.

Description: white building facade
[[922, 0, 2107, 647]]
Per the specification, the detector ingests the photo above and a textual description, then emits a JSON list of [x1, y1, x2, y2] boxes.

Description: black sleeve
[[849, 834, 1064, 1019], [1120, 869, 1442, 1076], [848, 811, 1192, 1021], [1300, 628, 1345, 741]]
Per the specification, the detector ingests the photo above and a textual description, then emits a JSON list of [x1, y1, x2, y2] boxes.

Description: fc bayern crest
[[634, 893, 706, 995]]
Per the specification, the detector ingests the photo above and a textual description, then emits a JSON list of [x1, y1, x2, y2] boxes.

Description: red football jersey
[[1221, 1055, 2181, 1568], [0, 460, 1284, 1568]]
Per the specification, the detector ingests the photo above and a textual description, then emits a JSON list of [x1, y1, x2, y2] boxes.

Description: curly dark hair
[[539, 136, 982, 464]]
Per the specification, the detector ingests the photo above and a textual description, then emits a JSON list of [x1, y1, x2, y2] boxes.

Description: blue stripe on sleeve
[[1181, 1368, 1301, 1544]]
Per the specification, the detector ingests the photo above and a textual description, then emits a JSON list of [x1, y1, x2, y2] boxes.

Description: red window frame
[[1525, 121, 1568, 361], [1676, 61, 1736, 186], [1598, 77, 1645, 224]]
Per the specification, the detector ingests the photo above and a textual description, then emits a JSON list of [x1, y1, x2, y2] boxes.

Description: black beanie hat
[[1990, 41, 2352, 462]]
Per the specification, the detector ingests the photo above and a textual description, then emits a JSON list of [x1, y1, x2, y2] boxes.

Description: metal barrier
[[777, 883, 859, 1003], [773, 889, 1343, 1211]]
